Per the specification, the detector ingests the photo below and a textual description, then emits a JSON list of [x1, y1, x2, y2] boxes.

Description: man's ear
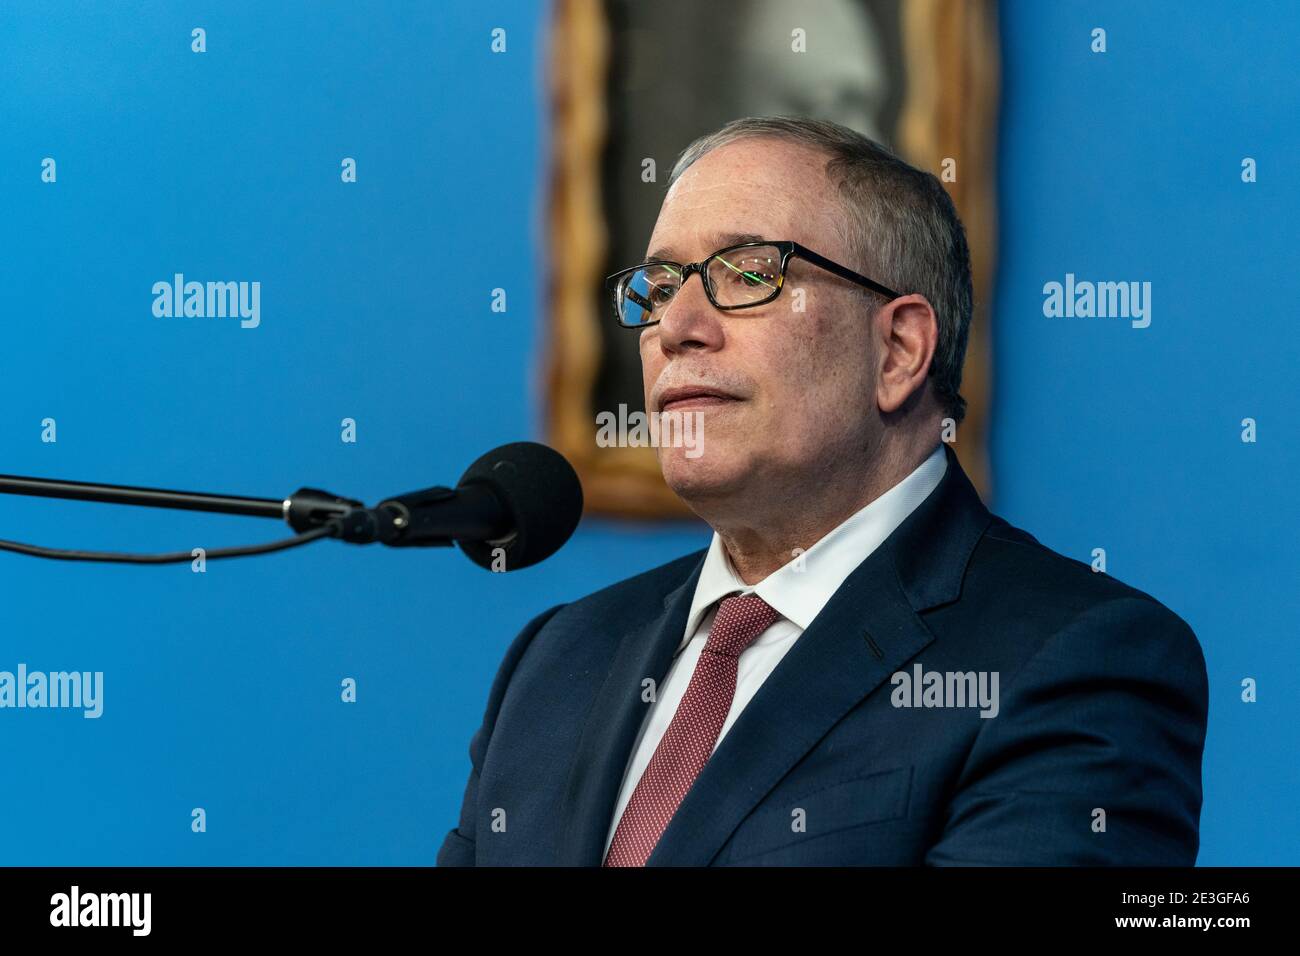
[[875, 293, 939, 415]]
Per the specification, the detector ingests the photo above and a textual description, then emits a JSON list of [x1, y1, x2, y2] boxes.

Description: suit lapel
[[553, 556, 705, 865], [647, 443, 991, 866], [643, 543, 929, 865]]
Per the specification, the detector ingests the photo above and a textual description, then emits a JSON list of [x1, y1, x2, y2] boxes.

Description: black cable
[[0, 521, 340, 563]]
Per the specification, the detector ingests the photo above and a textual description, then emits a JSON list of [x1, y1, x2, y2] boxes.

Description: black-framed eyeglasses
[[605, 239, 903, 329]]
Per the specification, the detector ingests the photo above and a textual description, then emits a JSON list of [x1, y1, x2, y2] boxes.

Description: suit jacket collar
[[678, 441, 949, 643], [554, 442, 991, 866]]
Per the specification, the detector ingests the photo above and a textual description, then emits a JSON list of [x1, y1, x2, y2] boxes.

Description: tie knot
[[704, 593, 779, 659]]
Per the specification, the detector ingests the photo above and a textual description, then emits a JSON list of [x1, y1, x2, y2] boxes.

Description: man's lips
[[657, 387, 742, 412]]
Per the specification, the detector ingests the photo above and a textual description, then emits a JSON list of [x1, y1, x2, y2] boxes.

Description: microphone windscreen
[[455, 442, 583, 571]]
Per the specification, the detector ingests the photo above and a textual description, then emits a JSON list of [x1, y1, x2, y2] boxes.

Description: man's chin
[[659, 450, 750, 505]]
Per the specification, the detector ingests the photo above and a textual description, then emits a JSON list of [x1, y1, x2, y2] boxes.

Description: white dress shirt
[[602, 442, 949, 857]]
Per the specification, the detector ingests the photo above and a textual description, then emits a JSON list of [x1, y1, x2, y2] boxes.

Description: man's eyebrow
[[647, 232, 771, 262]]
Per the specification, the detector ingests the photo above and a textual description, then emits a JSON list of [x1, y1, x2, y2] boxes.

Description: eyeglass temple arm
[[790, 242, 902, 300]]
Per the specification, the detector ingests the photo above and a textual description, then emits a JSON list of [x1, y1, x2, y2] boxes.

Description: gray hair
[[667, 116, 973, 424]]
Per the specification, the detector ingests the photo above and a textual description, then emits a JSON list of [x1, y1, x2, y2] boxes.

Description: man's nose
[[655, 271, 724, 354]]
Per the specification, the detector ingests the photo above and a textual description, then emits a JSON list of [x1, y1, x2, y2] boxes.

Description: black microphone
[[285, 442, 584, 571]]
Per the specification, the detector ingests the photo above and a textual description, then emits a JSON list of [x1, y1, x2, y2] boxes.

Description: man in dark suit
[[437, 117, 1208, 866]]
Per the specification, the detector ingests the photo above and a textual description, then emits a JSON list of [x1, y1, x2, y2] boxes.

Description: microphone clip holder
[[284, 486, 467, 547]]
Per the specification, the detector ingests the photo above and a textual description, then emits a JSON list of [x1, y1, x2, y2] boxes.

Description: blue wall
[[993, 0, 1299, 865], [0, 0, 708, 865], [0, 0, 1293, 864]]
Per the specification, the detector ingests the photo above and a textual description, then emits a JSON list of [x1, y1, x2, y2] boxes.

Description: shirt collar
[[679, 442, 948, 650]]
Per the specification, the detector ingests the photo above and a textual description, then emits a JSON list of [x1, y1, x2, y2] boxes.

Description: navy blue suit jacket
[[437, 444, 1208, 865]]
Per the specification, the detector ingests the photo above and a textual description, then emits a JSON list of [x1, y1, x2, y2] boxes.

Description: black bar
[[0, 866, 1289, 941]]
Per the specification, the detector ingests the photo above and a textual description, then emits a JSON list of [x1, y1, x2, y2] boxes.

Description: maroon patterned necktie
[[603, 592, 779, 867]]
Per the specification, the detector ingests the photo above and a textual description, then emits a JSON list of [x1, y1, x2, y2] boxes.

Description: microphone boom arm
[[0, 441, 580, 569], [0, 473, 511, 551]]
